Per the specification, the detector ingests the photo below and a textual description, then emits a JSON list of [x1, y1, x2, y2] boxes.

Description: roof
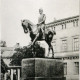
[[46, 15, 79, 26], [1, 47, 14, 51], [1, 47, 15, 58], [2, 51, 14, 58]]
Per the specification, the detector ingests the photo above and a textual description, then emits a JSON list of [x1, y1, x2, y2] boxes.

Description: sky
[[1, 0, 79, 47]]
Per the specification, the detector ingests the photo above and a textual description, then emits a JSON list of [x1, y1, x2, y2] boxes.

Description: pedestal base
[[22, 58, 64, 80], [24, 77, 64, 80]]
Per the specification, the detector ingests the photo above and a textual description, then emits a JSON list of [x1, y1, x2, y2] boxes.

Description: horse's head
[[21, 19, 30, 33]]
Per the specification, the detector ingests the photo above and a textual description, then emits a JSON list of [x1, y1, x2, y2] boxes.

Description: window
[[52, 40, 56, 52], [62, 24, 66, 29], [73, 38, 79, 51], [76, 20, 78, 26], [62, 25, 63, 29], [62, 39, 67, 52], [54, 27, 55, 30], [64, 63, 67, 75], [73, 20, 78, 27], [74, 62, 79, 75], [73, 21, 75, 27], [65, 24, 66, 29]]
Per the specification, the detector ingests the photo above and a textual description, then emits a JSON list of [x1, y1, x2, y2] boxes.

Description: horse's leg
[[46, 42, 51, 57], [50, 45, 54, 58], [31, 45, 34, 57], [47, 47, 50, 57], [33, 43, 36, 57], [48, 43, 54, 58]]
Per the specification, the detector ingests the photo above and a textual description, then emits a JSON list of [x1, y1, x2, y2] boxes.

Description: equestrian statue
[[21, 8, 56, 58]]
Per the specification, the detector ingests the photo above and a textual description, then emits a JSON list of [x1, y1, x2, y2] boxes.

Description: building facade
[[47, 15, 80, 80]]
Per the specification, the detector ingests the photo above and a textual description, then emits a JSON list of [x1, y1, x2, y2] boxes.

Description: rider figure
[[37, 8, 46, 39]]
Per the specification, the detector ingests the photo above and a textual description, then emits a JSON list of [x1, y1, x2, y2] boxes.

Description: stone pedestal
[[22, 58, 64, 80]]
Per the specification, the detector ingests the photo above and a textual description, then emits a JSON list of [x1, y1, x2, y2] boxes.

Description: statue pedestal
[[22, 58, 64, 80]]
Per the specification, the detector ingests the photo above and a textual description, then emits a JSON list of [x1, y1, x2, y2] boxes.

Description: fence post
[[18, 69, 20, 80], [11, 69, 13, 80]]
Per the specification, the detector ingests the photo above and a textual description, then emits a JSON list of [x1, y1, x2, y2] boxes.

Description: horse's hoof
[[45, 57, 48, 58], [52, 56, 54, 59]]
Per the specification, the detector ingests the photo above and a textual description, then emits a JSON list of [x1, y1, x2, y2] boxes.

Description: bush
[[10, 43, 45, 66]]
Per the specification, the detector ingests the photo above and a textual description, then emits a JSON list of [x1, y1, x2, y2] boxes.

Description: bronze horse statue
[[21, 19, 56, 58]]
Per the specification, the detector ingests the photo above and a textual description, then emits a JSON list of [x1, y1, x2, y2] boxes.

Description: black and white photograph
[[0, 0, 80, 80]]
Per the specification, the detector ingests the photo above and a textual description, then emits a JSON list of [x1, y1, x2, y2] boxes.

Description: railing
[[4, 66, 21, 80]]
